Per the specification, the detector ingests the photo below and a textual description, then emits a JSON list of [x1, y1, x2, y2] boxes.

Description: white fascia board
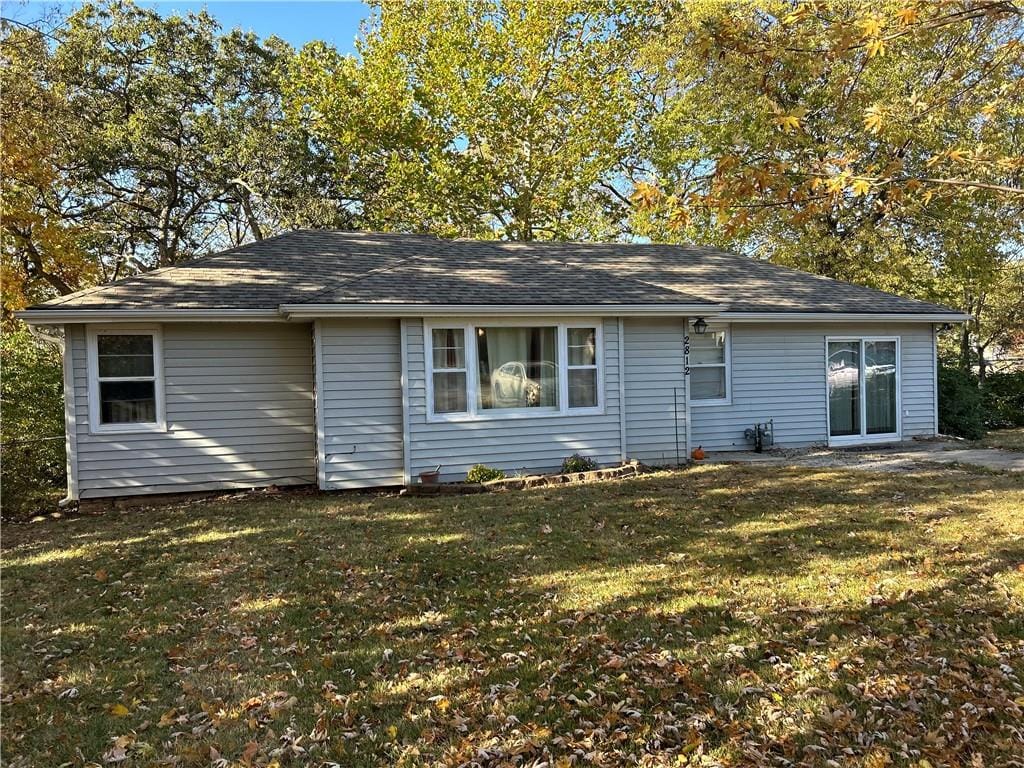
[[279, 303, 726, 319], [16, 308, 285, 324], [718, 311, 970, 323]]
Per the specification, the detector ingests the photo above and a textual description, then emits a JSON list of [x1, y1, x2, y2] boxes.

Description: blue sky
[[8, 1, 372, 52]]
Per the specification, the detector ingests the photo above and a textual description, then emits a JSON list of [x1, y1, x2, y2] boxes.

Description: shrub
[[1, 326, 66, 517], [466, 464, 505, 483], [560, 453, 598, 474], [937, 365, 985, 440], [981, 371, 1024, 428]]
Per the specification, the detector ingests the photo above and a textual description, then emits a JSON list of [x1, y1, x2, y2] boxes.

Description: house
[[17, 230, 967, 503]]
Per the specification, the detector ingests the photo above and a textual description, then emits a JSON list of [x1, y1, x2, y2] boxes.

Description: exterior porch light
[[692, 317, 708, 335]]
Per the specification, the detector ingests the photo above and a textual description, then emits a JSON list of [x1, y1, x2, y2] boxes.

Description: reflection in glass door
[[827, 338, 899, 441], [865, 341, 897, 435], [827, 342, 860, 437]]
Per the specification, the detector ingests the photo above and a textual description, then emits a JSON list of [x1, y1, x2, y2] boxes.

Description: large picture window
[[87, 327, 165, 433], [426, 322, 602, 419], [827, 337, 900, 442], [689, 324, 730, 403], [477, 326, 558, 410]]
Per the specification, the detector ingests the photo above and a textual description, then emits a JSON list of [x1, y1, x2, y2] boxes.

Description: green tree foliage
[[982, 370, 1024, 427], [0, 19, 99, 311], [629, 0, 1024, 371], [938, 364, 987, 439], [1, 1, 345, 317], [0, 328, 66, 517], [631, 1, 1023, 267], [287, 0, 647, 240]]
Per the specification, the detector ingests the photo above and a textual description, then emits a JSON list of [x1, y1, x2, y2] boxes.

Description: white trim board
[[312, 320, 327, 491], [19, 309, 284, 324], [720, 311, 968, 323], [282, 303, 725, 319], [399, 319, 413, 485], [61, 332, 79, 503], [617, 317, 627, 463], [21, 307, 966, 325]]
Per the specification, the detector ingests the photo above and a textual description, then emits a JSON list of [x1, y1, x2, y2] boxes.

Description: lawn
[[3, 465, 1023, 767], [978, 427, 1024, 453]]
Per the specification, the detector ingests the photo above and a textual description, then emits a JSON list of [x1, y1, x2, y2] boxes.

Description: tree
[[629, 0, 1024, 367], [2, 0, 346, 320], [287, 0, 648, 240], [0, 18, 99, 312], [631, 1, 1023, 268], [50, 0, 335, 268]]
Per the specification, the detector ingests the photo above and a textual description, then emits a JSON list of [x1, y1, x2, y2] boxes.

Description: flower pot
[[419, 467, 441, 485]]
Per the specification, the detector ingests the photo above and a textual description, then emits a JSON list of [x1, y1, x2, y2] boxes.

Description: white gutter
[[280, 303, 726, 319], [18, 306, 966, 325], [718, 311, 969, 323], [16, 308, 285, 324]]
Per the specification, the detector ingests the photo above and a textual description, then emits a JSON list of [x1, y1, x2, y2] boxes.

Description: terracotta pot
[[419, 470, 441, 485]]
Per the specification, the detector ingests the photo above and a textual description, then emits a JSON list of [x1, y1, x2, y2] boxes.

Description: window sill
[[89, 422, 168, 435], [690, 398, 732, 407], [426, 407, 605, 423]]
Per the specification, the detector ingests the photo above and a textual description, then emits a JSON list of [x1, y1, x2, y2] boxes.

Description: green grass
[[978, 426, 1024, 452], [3, 465, 1023, 767]]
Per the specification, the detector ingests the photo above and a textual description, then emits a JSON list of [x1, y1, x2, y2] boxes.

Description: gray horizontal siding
[[407, 318, 622, 481], [69, 323, 316, 499], [690, 323, 937, 450], [623, 318, 688, 465], [318, 319, 404, 489]]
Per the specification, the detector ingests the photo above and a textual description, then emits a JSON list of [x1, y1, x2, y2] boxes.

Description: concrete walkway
[[706, 443, 1024, 473]]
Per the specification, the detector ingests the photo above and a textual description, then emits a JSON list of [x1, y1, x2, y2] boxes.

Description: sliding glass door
[[827, 338, 899, 442]]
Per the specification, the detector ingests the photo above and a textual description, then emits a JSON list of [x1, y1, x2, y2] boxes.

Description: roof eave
[[279, 302, 726, 319], [718, 311, 969, 323], [15, 308, 285, 325]]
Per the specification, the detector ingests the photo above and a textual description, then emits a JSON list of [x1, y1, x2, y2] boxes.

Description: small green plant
[[466, 464, 506, 483], [561, 453, 598, 474]]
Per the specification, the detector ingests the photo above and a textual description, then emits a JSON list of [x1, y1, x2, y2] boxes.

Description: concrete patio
[[705, 442, 1024, 473]]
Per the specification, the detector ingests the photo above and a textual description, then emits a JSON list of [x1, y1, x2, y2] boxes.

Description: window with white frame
[[431, 328, 468, 414], [689, 323, 729, 403], [88, 328, 164, 431], [566, 327, 598, 408], [426, 323, 602, 418]]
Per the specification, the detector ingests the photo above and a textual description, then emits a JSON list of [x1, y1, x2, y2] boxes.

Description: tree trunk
[[976, 344, 988, 384], [238, 190, 264, 241], [959, 325, 972, 371]]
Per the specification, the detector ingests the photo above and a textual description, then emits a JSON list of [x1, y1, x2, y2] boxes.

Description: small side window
[[689, 325, 729, 403], [430, 328, 468, 414], [566, 327, 599, 408], [88, 328, 165, 432]]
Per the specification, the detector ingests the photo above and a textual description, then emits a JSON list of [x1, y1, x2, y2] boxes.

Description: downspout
[[932, 323, 940, 436], [618, 317, 627, 463], [28, 324, 78, 507], [683, 317, 692, 464], [313, 320, 327, 490], [399, 319, 412, 485]]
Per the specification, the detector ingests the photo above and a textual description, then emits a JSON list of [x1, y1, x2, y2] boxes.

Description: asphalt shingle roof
[[29, 230, 957, 315]]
